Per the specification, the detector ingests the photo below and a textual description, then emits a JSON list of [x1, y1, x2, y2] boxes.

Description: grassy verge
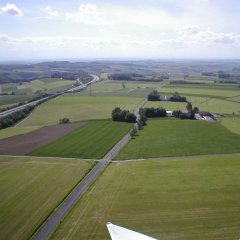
[[50, 155, 240, 240]]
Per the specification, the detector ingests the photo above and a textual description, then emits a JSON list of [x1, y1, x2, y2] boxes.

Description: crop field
[[0, 126, 40, 140], [161, 84, 239, 98], [50, 155, 240, 240], [29, 120, 133, 159], [116, 119, 240, 159], [0, 156, 94, 240], [18, 95, 141, 127]]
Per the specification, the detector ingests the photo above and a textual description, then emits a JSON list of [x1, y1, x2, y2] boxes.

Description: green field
[[220, 116, 240, 134], [161, 84, 239, 98], [78, 80, 160, 98], [18, 95, 141, 127], [116, 119, 240, 159], [0, 156, 94, 240], [50, 155, 240, 240], [146, 96, 240, 115], [0, 79, 75, 107], [145, 101, 186, 110], [24, 78, 75, 93], [29, 120, 133, 159], [0, 94, 36, 106]]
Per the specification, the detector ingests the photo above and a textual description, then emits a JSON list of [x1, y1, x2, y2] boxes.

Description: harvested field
[[0, 123, 84, 155]]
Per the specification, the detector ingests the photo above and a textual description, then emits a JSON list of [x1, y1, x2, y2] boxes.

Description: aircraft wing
[[106, 222, 157, 240]]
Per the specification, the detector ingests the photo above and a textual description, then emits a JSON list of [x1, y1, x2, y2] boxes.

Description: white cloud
[[0, 33, 10, 42], [0, 3, 23, 16], [65, 3, 108, 26], [179, 25, 200, 35], [45, 6, 59, 17], [177, 25, 240, 45]]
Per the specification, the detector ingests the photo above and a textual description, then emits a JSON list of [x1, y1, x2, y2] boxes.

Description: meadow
[[50, 155, 240, 240], [0, 156, 94, 240], [18, 95, 142, 127], [161, 84, 239, 98], [116, 119, 240, 159], [29, 120, 133, 159], [78, 80, 160, 98], [220, 116, 240, 134]]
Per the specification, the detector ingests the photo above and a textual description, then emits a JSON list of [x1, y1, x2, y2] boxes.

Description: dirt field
[[0, 123, 84, 155]]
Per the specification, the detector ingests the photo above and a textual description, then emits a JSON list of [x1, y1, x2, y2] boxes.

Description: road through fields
[[31, 98, 146, 240]]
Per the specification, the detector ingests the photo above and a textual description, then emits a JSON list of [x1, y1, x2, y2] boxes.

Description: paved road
[[0, 96, 51, 117], [31, 99, 146, 240], [0, 75, 100, 117], [67, 74, 100, 93]]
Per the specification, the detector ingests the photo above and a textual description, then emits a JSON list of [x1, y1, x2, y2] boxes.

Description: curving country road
[[31, 99, 146, 240]]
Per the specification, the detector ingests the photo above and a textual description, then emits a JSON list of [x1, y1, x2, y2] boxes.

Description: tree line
[[0, 106, 34, 129], [112, 107, 136, 123], [147, 90, 186, 102]]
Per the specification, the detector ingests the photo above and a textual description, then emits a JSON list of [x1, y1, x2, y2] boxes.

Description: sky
[[0, 0, 240, 60]]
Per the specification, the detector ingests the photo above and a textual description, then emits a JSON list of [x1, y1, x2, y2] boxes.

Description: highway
[[0, 96, 51, 117], [66, 74, 99, 92], [31, 99, 146, 240], [0, 74, 100, 118]]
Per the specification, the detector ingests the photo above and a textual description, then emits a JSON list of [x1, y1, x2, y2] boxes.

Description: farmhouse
[[195, 111, 215, 121]]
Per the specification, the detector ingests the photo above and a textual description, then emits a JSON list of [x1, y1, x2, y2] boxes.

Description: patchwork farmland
[[0, 60, 240, 240]]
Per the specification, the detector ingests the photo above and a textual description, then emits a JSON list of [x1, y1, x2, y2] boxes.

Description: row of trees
[[170, 92, 187, 102], [147, 90, 160, 101], [173, 102, 199, 119], [112, 107, 136, 123], [147, 90, 186, 102], [0, 106, 34, 129], [140, 107, 166, 118]]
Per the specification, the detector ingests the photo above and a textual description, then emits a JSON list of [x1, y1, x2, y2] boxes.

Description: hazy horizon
[[1, 0, 240, 61]]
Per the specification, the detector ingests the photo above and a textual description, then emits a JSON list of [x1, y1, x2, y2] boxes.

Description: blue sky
[[0, 0, 240, 60]]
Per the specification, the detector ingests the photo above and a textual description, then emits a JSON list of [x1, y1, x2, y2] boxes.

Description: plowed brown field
[[0, 123, 84, 155]]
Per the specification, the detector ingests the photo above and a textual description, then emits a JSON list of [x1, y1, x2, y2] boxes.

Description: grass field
[[188, 96, 240, 114], [78, 80, 161, 98], [161, 84, 239, 98], [146, 97, 240, 115], [18, 95, 141, 127], [24, 78, 75, 93], [0, 94, 36, 106], [116, 119, 240, 159], [220, 116, 240, 134], [50, 155, 240, 240], [145, 101, 186, 110], [29, 120, 133, 159], [0, 156, 94, 240]]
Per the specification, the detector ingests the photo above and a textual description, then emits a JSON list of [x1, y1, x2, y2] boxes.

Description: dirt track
[[0, 123, 84, 155]]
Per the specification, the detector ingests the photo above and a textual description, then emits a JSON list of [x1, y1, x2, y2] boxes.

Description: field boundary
[[0, 154, 96, 161], [112, 152, 240, 162]]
